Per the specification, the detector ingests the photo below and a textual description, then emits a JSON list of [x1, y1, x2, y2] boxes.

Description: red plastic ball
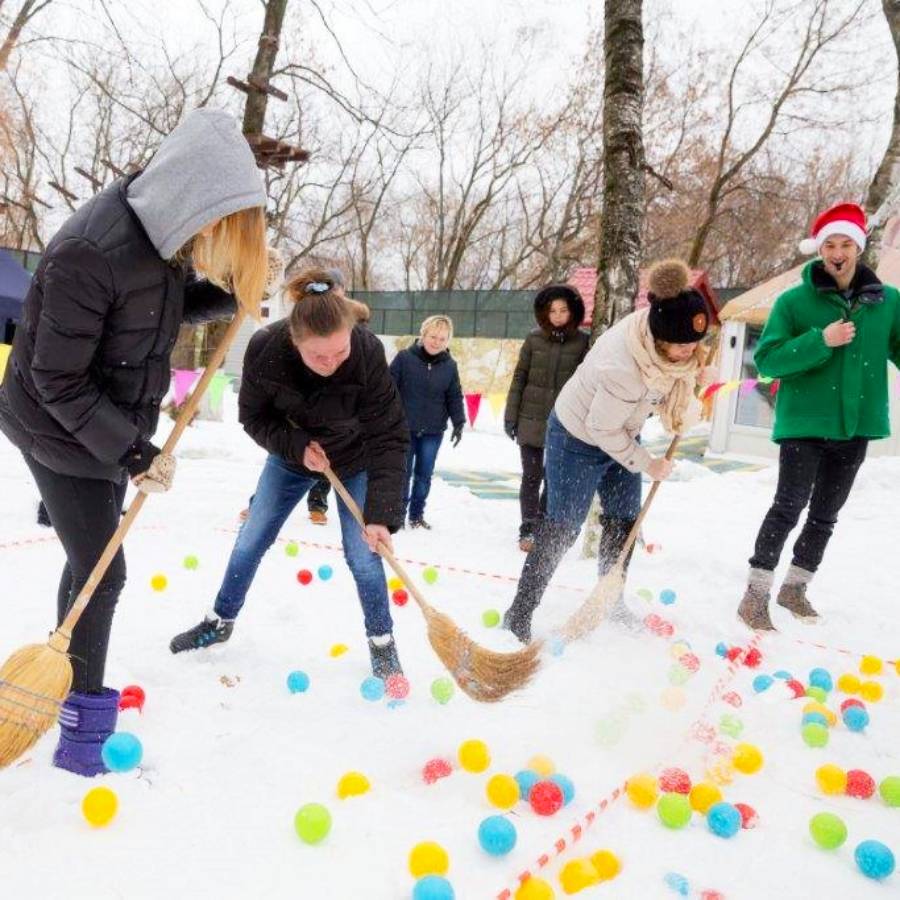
[[385, 674, 410, 699], [296, 569, 313, 585], [121, 684, 145, 703], [700, 892, 725, 900], [722, 691, 743, 708], [845, 769, 876, 799], [743, 648, 763, 668], [680, 653, 700, 673], [422, 757, 453, 785], [725, 646, 743, 662], [529, 780, 564, 816], [392, 589, 409, 606], [734, 802, 759, 829], [786, 679, 806, 699], [659, 767, 692, 794], [840, 698, 865, 714], [657, 620, 675, 637], [118, 694, 143, 712]]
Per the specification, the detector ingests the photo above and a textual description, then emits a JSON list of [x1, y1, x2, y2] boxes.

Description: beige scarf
[[625, 308, 702, 435]]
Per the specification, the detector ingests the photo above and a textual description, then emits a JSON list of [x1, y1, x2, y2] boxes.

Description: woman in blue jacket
[[389, 315, 465, 529]]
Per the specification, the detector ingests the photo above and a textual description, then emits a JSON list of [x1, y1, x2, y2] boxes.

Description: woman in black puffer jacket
[[504, 284, 589, 550]]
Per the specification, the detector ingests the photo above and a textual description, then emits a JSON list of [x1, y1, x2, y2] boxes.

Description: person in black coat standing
[[0, 108, 271, 776], [389, 314, 465, 529], [170, 268, 409, 679]]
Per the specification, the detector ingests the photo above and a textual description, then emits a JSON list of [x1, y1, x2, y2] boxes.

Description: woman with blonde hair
[[389, 314, 466, 529], [0, 108, 271, 775]]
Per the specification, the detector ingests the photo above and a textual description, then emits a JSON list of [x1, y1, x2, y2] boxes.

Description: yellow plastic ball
[[836, 673, 861, 694], [895, 659, 900, 676], [408, 841, 449, 878], [669, 641, 691, 661], [860, 655, 883, 676], [82, 786, 118, 827], [590, 849, 621, 881], [660, 686, 686, 710], [732, 742, 764, 775], [336, 771, 370, 799], [559, 859, 599, 894], [706, 757, 736, 786], [625, 773, 658, 810], [329, 643, 349, 658], [527, 754, 555, 777], [458, 739, 490, 773], [486, 773, 520, 809], [150, 573, 167, 592], [515, 877, 555, 900], [388, 577, 403, 592], [689, 781, 722, 814], [815, 764, 847, 796], [802, 701, 837, 727], [859, 681, 884, 702]]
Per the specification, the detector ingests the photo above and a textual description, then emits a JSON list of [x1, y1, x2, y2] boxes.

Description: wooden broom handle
[[323, 466, 431, 613], [58, 310, 247, 637]]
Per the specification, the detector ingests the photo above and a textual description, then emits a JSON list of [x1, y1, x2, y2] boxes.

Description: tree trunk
[[864, 0, 900, 268], [0, 1, 53, 71]]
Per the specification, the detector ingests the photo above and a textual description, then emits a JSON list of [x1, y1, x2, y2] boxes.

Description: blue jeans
[[404, 432, 443, 520], [213, 455, 393, 637]]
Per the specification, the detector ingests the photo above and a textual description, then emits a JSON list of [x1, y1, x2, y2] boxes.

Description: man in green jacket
[[738, 202, 900, 630]]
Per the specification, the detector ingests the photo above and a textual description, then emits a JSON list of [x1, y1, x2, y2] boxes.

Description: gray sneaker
[[776, 582, 819, 622], [737, 584, 776, 631]]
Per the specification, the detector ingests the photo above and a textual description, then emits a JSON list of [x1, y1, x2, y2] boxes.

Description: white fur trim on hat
[[801, 219, 867, 255]]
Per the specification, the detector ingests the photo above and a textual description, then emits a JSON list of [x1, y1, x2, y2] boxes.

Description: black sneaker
[[170, 616, 234, 654], [409, 518, 432, 530], [368, 635, 403, 678]]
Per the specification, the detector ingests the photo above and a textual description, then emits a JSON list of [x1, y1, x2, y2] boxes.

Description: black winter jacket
[[0, 175, 236, 481], [239, 321, 409, 530], [389, 343, 465, 436]]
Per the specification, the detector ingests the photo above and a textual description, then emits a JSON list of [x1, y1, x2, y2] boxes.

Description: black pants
[[519, 444, 547, 537], [749, 438, 867, 573], [23, 454, 127, 693], [307, 478, 330, 513]]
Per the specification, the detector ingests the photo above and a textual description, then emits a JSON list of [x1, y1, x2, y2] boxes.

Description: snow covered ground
[[1, 393, 898, 899]]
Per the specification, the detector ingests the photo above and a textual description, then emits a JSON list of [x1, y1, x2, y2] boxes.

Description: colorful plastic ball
[[626, 773, 658, 809], [486, 774, 520, 810], [590, 849, 621, 881], [859, 655, 883, 676], [846, 769, 876, 799], [879, 775, 900, 807], [514, 876, 554, 900], [413, 876, 455, 900], [183, 554, 200, 570], [743, 647, 763, 668], [725, 646, 742, 663], [706, 756, 736, 786], [529, 780, 564, 816], [722, 691, 743, 708], [385, 674, 410, 699], [150, 573, 167, 591], [707, 802, 742, 838], [514, 769, 540, 799], [285, 540, 299, 557], [810, 812, 847, 850], [809, 668, 833, 692], [773, 670, 793, 680], [624, 691, 648, 713], [816, 764, 848, 795], [664, 872, 690, 896], [296, 569, 313, 585], [409, 841, 450, 878], [336, 771, 370, 799], [392, 589, 409, 606], [734, 802, 759, 829], [430, 677, 454, 705], [732, 743, 764, 775], [548, 636, 566, 657], [422, 758, 453, 785], [661, 687, 687, 711], [482, 609, 500, 628], [286, 670, 310, 694], [689, 782, 723, 814], [806, 685, 828, 704], [786, 679, 806, 699], [854, 840, 895, 880], [100, 732, 143, 773], [657, 792, 692, 829], [293, 803, 331, 845], [715, 642, 728, 658], [360, 676, 385, 701], [458, 739, 490, 773], [859, 681, 884, 703], [840, 697, 865, 713], [802, 712, 829, 728], [842, 705, 869, 732], [82, 786, 118, 827], [668, 664, 690, 686], [387, 576, 403, 592], [659, 588, 677, 605], [119, 685, 145, 713], [680, 653, 701, 674], [670, 641, 692, 661], [559, 859, 599, 893], [718, 714, 744, 739], [422, 567, 439, 585], [550, 774, 575, 806], [802, 723, 829, 748], [527, 754, 555, 777], [317, 564, 333, 581], [752, 674, 774, 693], [637, 588, 654, 602], [478, 815, 517, 856], [803, 701, 837, 727], [659, 768, 691, 795], [837, 673, 861, 693], [329, 643, 348, 658]]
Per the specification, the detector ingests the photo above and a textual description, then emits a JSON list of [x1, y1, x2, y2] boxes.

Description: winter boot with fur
[[737, 567, 776, 631], [170, 613, 234, 653], [776, 564, 819, 622], [53, 688, 120, 777], [368, 634, 403, 678]]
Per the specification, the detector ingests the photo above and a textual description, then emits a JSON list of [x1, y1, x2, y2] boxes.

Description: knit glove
[[504, 421, 517, 441], [451, 423, 464, 447], [120, 440, 176, 493]]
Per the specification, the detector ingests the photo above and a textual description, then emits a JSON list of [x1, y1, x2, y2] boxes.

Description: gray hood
[[127, 108, 267, 259]]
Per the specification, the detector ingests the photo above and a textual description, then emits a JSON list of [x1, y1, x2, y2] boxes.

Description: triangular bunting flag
[[487, 392, 506, 418], [173, 369, 201, 406], [464, 393, 482, 427]]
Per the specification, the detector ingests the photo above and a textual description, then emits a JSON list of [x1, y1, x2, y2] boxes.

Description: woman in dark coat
[[504, 284, 589, 550], [170, 268, 409, 679], [0, 108, 270, 775]]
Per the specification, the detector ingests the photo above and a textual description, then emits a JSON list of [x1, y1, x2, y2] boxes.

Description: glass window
[[733, 325, 775, 429]]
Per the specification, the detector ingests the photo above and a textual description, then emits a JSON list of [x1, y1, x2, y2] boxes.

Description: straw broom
[[324, 467, 542, 702], [0, 310, 248, 769]]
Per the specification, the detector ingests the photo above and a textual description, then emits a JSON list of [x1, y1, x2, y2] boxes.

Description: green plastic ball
[[183, 554, 199, 570], [668, 664, 690, 686], [636, 588, 653, 602], [879, 775, 900, 807], [430, 677, 455, 705], [657, 792, 692, 829], [285, 541, 299, 557], [294, 803, 331, 845], [422, 567, 439, 585], [482, 609, 500, 628], [719, 714, 744, 739], [802, 722, 830, 748], [806, 685, 828, 703], [809, 812, 847, 850]]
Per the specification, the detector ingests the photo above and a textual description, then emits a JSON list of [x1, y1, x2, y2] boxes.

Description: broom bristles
[[558, 568, 627, 644], [0, 639, 72, 769]]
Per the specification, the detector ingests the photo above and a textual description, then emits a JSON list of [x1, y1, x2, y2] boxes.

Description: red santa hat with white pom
[[798, 202, 868, 255]]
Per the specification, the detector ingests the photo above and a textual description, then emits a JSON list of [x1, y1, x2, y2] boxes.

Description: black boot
[[597, 516, 642, 629], [368, 635, 403, 678], [170, 615, 234, 653]]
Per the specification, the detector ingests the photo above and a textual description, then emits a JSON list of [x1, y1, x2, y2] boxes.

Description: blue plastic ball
[[548, 636, 566, 657], [842, 705, 870, 732], [101, 732, 143, 773], [752, 674, 774, 693], [477, 815, 517, 856], [707, 802, 742, 839], [715, 642, 728, 658], [664, 872, 690, 896], [802, 712, 829, 728], [854, 840, 895, 880], [809, 668, 833, 692], [286, 671, 310, 693], [359, 676, 385, 702], [773, 670, 793, 680], [413, 875, 456, 900], [317, 564, 333, 581], [514, 769, 540, 799], [659, 588, 677, 605], [550, 773, 575, 806]]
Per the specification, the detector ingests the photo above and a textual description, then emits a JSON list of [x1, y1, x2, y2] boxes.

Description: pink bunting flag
[[464, 393, 482, 427], [739, 378, 757, 396], [172, 369, 200, 406]]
